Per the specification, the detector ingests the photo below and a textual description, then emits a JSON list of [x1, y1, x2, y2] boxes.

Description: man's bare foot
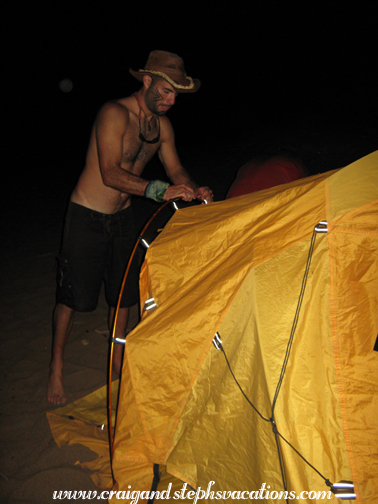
[[47, 367, 67, 405]]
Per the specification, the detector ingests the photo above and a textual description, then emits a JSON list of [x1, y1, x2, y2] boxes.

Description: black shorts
[[56, 202, 140, 311]]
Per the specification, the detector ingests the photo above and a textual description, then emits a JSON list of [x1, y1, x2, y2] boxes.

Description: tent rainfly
[[110, 151, 378, 504]]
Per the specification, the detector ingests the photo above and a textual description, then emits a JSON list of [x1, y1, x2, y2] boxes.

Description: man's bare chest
[[122, 121, 160, 170]]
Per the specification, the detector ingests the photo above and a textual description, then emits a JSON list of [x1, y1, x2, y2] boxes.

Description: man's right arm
[[96, 102, 149, 196]]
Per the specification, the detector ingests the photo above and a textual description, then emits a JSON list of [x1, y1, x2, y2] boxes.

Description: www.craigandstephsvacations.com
[[52, 481, 333, 501]]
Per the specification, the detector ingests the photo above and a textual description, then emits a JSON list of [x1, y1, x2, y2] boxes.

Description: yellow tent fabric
[[111, 151, 378, 503], [47, 380, 120, 489]]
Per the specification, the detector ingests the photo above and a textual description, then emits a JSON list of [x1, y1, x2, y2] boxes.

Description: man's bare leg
[[47, 303, 74, 405], [109, 306, 129, 376]]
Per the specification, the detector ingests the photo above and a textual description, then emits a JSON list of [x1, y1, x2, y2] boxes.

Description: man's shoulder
[[159, 115, 174, 141], [95, 99, 134, 131], [98, 99, 131, 119]]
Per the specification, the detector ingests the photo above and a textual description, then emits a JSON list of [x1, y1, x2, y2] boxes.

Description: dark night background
[[4, 1, 378, 258], [0, 5, 377, 499]]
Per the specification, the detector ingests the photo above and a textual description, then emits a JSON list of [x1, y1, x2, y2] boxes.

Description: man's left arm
[[158, 119, 213, 203]]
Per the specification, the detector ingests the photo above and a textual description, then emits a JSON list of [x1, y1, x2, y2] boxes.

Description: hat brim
[[129, 68, 201, 93]]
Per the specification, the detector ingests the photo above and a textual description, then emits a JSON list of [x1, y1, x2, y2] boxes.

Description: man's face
[[145, 78, 178, 116]]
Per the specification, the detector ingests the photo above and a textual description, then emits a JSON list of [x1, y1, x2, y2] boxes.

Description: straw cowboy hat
[[129, 50, 201, 93]]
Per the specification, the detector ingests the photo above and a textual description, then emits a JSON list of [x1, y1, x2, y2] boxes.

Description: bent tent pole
[[107, 201, 172, 462]]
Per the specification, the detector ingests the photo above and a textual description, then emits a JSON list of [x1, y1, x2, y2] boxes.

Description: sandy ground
[[0, 225, 122, 503]]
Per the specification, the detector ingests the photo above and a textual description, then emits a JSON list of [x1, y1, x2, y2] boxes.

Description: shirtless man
[[47, 50, 213, 404]]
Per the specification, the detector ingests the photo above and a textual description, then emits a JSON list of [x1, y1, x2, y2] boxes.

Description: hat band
[[138, 69, 194, 90]]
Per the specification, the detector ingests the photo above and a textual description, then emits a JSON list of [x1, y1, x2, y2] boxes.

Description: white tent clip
[[143, 297, 157, 312], [212, 332, 223, 350]]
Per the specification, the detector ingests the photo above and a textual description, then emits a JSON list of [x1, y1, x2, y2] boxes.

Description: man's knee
[[54, 303, 76, 322], [55, 303, 74, 315]]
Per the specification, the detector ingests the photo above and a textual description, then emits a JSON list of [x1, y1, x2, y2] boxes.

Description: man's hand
[[164, 184, 196, 202], [195, 186, 214, 203]]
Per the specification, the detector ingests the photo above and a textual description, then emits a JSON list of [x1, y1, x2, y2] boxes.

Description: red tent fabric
[[226, 154, 307, 198]]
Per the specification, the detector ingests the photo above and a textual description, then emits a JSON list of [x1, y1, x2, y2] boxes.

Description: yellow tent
[[111, 151, 378, 503]]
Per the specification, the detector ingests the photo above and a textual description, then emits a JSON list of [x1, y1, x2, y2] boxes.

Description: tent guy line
[[214, 221, 355, 501]]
